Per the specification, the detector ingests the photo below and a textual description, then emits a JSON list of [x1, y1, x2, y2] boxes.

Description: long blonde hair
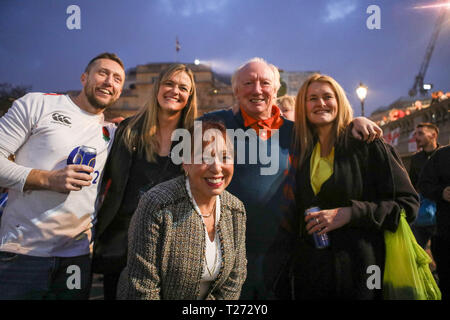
[[293, 74, 353, 167], [122, 64, 197, 162]]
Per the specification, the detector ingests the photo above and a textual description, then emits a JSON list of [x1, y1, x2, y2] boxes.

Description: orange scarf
[[240, 105, 284, 140]]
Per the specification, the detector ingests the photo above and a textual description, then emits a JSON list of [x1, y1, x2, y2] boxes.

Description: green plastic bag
[[383, 210, 441, 300]]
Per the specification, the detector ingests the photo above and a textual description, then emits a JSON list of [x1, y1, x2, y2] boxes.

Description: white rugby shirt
[[0, 93, 116, 257]]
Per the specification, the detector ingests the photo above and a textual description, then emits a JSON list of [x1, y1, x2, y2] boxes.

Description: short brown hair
[[84, 52, 124, 73], [186, 120, 234, 164], [417, 122, 439, 135]]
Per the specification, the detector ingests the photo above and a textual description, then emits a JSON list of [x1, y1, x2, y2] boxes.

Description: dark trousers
[[411, 225, 436, 249], [431, 236, 450, 300], [0, 251, 91, 300], [240, 252, 276, 300], [290, 244, 337, 300], [102, 272, 122, 300]]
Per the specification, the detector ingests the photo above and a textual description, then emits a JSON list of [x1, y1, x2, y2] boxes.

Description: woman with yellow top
[[269, 74, 419, 299]]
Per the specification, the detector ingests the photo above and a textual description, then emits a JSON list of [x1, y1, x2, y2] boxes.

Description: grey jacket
[[117, 175, 247, 300]]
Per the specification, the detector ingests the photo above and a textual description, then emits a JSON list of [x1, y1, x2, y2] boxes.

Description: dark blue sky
[[0, 0, 449, 116]]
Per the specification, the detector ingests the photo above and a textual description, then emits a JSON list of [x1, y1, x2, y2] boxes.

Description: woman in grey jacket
[[117, 121, 247, 300]]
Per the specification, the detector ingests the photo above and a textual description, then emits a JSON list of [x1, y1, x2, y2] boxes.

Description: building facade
[[280, 71, 318, 97], [378, 99, 450, 169]]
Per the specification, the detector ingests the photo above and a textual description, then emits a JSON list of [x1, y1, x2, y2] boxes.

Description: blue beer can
[[73, 145, 97, 172], [305, 206, 330, 249], [0, 193, 8, 218]]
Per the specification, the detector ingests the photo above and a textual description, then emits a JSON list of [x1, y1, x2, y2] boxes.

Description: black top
[[118, 153, 179, 220], [408, 145, 440, 190]]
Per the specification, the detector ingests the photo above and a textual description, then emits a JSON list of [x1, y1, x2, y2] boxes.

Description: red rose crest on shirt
[[102, 126, 110, 142]]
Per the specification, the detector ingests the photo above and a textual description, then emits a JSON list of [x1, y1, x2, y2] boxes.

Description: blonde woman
[[92, 64, 197, 299], [270, 74, 418, 299], [277, 95, 296, 121]]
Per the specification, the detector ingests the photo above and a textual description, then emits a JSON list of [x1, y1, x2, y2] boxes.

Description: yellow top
[[310, 142, 335, 195]]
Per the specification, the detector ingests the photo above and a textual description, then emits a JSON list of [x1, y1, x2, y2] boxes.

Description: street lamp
[[194, 59, 200, 65], [422, 83, 433, 96], [356, 82, 368, 117]]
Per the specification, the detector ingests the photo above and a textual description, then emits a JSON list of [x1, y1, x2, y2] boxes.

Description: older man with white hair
[[202, 57, 381, 299]]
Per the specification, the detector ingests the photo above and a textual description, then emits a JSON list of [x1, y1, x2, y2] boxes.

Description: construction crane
[[409, 9, 448, 97]]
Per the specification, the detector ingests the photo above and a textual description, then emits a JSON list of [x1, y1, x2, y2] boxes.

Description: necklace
[[201, 200, 216, 218]]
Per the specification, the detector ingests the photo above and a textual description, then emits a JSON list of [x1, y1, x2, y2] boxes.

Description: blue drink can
[[0, 193, 8, 218], [73, 145, 97, 172], [305, 206, 330, 249]]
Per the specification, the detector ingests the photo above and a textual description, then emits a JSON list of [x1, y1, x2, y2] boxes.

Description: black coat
[[418, 145, 450, 241], [266, 135, 419, 299], [408, 146, 441, 190]]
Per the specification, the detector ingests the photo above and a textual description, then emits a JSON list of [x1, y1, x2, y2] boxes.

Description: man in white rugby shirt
[[0, 52, 125, 299]]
